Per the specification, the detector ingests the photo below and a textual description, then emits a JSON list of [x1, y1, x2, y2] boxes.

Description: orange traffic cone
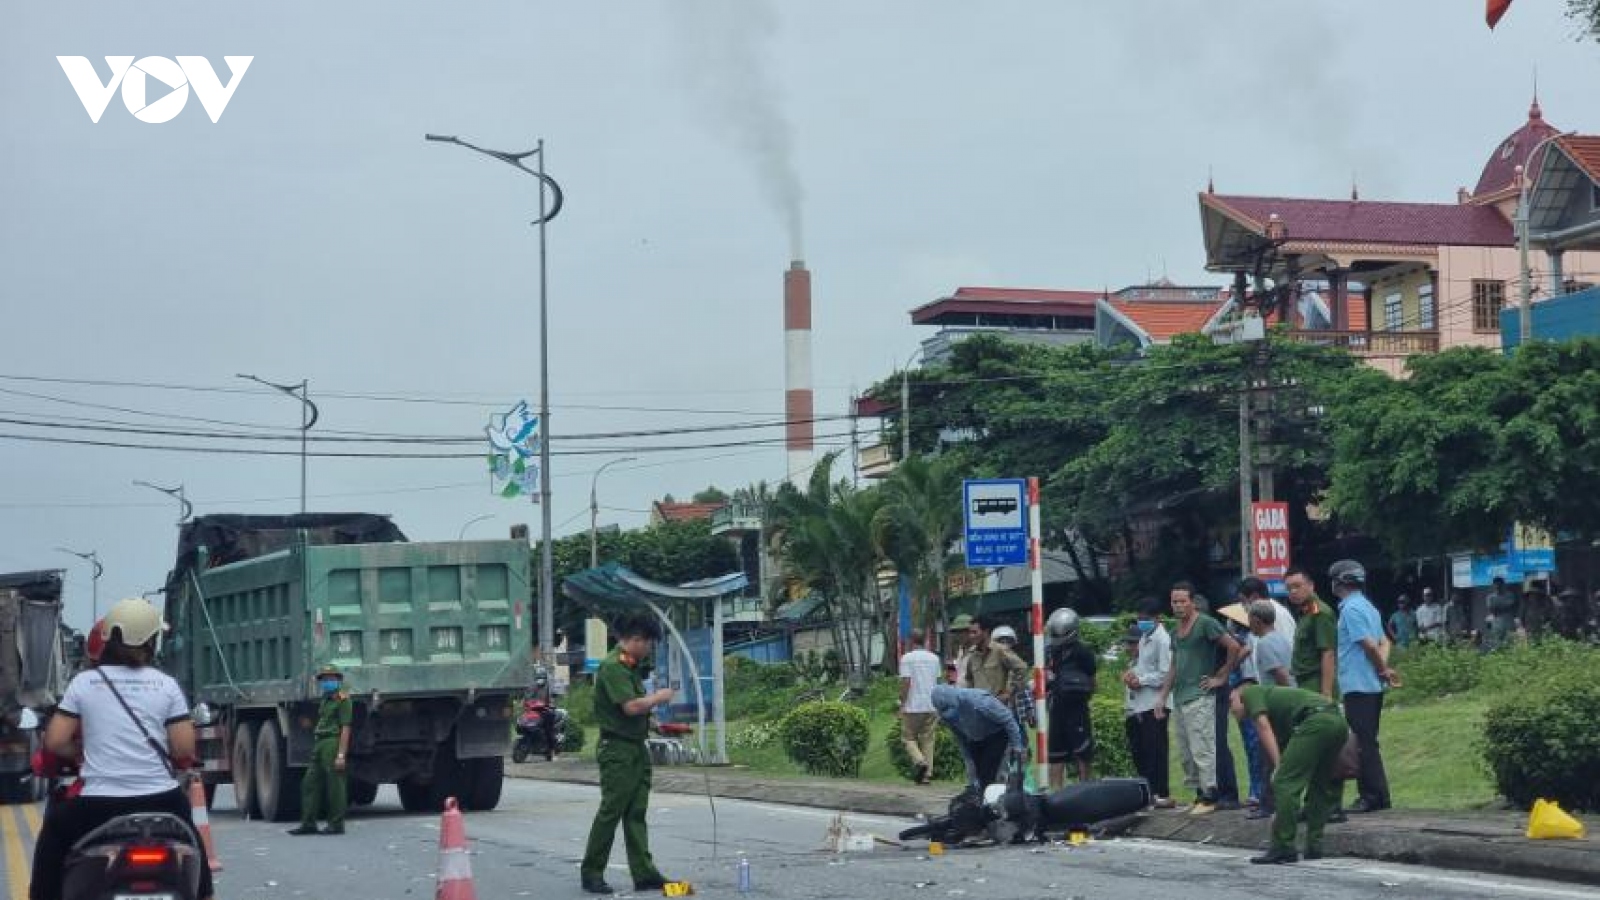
[[186, 776, 222, 872], [435, 797, 477, 900]]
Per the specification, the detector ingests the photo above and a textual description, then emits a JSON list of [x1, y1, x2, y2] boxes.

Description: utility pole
[[590, 457, 636, 568], [1517, 164, 1535, 343]]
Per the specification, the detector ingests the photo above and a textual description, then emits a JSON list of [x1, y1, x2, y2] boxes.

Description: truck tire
[[203, 781, 218, 810], [462, 757, 504, 812], [397, 778, 433, 813], [428, 741, 467, 811], [254, 720, 303, 823], [349, 779, 379, 807], [231, 722, 258, 819]]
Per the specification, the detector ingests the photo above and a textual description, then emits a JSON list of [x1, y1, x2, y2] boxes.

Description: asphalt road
[[5, 780, 1599, 900]]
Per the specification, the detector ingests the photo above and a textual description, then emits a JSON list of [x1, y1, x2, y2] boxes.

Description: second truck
[[160, 513, 533, 820]]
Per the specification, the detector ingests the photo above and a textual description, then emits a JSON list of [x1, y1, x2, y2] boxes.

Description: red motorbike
[[512, 697, 570, 763]]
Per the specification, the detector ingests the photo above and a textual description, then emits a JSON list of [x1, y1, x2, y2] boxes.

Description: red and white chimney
[[784, 261, 813, 485]]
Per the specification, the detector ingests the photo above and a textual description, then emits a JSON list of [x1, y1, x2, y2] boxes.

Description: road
[[4, 779, 1599, 900]]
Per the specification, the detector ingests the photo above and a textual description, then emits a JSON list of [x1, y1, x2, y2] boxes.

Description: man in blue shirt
[[1329, 560, 1400, 813], [931, 685, 1026, 790]]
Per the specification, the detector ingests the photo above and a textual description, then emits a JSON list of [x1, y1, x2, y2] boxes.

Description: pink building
[[1198, 100, 1600, 375]]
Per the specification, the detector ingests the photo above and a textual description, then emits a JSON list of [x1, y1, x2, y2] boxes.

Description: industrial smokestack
[[784, 260, 813, 485]]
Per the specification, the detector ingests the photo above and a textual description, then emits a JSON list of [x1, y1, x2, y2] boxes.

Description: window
[[1591, 181, 1600, 211], [1418, 283, 1436, 331], [1473, 280, 1506, 333], [1384, 292, 1403, 331]]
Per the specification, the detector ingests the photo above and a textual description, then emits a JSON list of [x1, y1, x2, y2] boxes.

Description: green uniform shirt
[[315, 692, 353, 738], [593, 649, 648, 743], [1292, 600, 1339, 690], [1172, 614, 1225, 707], [1239, 684, 1338, 743]]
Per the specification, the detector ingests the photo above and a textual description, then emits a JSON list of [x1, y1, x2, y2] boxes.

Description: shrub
[[729, 721, 781, 752], [563, 681, 595, 728], [779, 701, 871, 777], [1389, 643, 1483, 701], [724, 655, 801, 721], [560, 724, 586, 754], [883, 718, 966, 781], [1087, 694, 1136, 779], [1481, 682, 1600, 812]]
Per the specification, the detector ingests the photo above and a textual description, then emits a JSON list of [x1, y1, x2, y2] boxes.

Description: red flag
[[1487, 0, 1513, 29]]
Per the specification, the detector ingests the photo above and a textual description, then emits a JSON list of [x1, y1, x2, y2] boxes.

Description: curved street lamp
[[134, 480, 193, 524], [55, 547, 103, 622], [590, 457, 638, 568], [426, 131, 565, 661], [458, 514, 495, 541], [237, 374, 320, 514]]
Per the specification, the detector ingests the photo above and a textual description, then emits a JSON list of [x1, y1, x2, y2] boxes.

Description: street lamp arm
[[424, 133, 564, 225], [300, 394, 320, 431]]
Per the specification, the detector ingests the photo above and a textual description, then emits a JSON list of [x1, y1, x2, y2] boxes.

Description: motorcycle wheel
[[511, 740, 531, 765]]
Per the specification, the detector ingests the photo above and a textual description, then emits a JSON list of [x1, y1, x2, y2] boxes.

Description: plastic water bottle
[[737, 857, 751, 893]]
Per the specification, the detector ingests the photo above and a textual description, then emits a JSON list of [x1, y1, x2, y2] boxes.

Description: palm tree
[[872, 455, 963, 648]]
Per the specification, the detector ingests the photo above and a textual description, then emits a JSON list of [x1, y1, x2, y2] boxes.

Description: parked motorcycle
[[511, 697, 569, 763], [61, 811, 204, 900]]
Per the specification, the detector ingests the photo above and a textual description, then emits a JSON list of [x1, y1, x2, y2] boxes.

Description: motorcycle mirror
[[17, 709, 39, 730], [192, 703, 214, 726]]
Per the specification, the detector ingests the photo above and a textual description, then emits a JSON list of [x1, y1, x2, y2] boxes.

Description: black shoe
[[1347, 798, 1390, 814], [581, 876, 614, 895], [1246, 806, 1274, 820], [321, 824, 345, 835], [1250, 848, 1299, 865], [286, 825, 319, 836], [1215, 798, 1243, 811], [633, 875, 669, 891], [1304, 848, 1326, 860]]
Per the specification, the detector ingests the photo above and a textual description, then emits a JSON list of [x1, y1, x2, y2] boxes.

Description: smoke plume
[[672, 0, 806, 258]]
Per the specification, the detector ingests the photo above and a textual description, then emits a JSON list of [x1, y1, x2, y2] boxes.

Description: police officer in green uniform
[[290, 664, 353, 836], [1231, 684, 1350, 864], [580, 613, 676, 895]]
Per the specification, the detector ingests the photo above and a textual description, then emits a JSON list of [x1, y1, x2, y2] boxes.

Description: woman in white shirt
[[30, 598, 213, 900]]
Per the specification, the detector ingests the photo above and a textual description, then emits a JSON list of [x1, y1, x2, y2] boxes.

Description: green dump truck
[[161, 514, 532, 820], [1, 569, 67, 803]]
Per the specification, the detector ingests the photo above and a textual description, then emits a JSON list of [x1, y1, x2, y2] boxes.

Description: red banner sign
[[1252, 502, 1291, 576]]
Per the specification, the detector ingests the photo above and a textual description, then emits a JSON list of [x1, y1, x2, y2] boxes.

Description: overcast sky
[[3, 2, 1597, 628]]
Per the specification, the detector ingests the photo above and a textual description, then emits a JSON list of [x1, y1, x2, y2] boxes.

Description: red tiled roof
[[911, 287, 1102, 325], [1556, 135, 1600, 184], [1206, 194, 1514, 248], [1475, 100, 1561, 196], [1108, 299, 1224, 341], [853, 396, 894, 418], [651, 501, 726, 523]]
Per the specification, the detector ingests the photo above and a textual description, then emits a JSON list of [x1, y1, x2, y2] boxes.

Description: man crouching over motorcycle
[[931, 685, 1026, 791], [29, 598, 213, 900]]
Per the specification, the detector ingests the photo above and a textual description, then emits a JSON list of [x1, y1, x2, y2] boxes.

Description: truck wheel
[[428, 741, 467, 811], [231, 722, 258, 819], [254, 720, 304, 823], [203, 781, 218, 810], [462, 757, 504, 812], [397, 778, 433, 813], [349, 779, 379, 806]]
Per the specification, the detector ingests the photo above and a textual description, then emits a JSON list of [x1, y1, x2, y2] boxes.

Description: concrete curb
[[509, 764, 1600, 887]]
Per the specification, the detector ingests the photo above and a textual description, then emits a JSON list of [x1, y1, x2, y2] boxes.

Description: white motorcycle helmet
[[990, 625, 1019, 647]]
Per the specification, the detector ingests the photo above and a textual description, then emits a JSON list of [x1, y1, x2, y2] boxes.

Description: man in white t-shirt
[[898, 632, 942, 785]]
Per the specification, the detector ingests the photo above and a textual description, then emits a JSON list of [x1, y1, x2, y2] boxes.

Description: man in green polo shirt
[[581, 613, 677, 895], [1286, 567, 1338, 698], [1232, 684, 1349, 864], [1156, 581, 1241, 816]]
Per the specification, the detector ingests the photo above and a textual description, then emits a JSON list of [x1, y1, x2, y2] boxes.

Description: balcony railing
[[1286, 329, 1440, 356], [710, 501, 765, 535]]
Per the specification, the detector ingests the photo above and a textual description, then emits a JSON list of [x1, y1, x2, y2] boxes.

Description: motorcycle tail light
[[124, 845, 171, 868]]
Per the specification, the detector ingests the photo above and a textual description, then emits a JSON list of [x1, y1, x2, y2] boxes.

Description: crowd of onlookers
[[896, 559, 1540, 863]]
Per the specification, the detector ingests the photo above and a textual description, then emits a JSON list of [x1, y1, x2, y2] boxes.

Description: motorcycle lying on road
[[511, 696, 570, 763], [900, 771, 1152, 846]]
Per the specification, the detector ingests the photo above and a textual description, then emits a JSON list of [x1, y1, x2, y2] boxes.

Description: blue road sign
[[963, 479, 1029, 568]]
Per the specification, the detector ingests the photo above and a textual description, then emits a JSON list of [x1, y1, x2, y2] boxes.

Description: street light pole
[[458, 514, 494, 541], [237, 374, 319, 513], [425, 132, 565, 662], [899, 347, 923, 460], [590, 457, 638, 568], [56, 547, 102, 622], [1515, 130, 1577, 345], [133, 480, 193, 524]]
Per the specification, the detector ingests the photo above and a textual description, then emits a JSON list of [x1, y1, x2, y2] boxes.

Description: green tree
[[769, 453, 888, 681], [692, 486, 729, 504], [872, 454, 963, 639]]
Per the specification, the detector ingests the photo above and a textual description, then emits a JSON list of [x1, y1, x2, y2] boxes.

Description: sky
[[2, 2, 1597, 629]]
